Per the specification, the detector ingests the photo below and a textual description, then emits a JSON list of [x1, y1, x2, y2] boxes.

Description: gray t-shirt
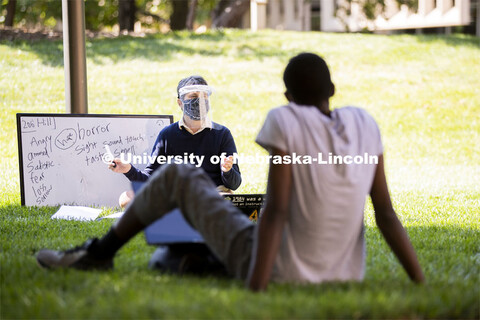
[[255, 103, 383, 283]]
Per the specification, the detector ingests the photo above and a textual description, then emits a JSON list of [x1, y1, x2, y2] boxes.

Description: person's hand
[[108, 158, 131, 174], [221, 155, 233, 173], [119, 190, 135, 208]]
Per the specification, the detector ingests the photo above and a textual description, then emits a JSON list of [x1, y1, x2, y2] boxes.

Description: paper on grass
[[51, 205, 102, 221], [97, 211, 124, 220]]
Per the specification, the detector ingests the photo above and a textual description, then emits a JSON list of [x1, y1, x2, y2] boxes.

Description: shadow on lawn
[[1, 30, 291, 67], [3, 30, 478, 68], [1, 198, 478, 318], [1, 201, 478, 282], [365, 224, 479, 282]]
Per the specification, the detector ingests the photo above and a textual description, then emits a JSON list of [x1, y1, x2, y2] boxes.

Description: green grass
[[1, 29, 479, 319]]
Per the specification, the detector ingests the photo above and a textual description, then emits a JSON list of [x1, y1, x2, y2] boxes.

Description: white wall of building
[[249, 0, 472, 33]]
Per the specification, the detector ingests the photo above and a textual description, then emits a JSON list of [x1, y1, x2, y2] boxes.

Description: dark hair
[[283, 53, 334, 105], [177, 75, 208, 98]]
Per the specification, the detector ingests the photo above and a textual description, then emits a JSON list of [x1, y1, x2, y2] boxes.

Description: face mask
[[182, 98, 210, 120]]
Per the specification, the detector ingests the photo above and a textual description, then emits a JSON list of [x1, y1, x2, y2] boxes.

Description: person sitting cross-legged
[[108, 75, 241, 274], [36, 53, 424, 290], [110, 75, 241, 209]]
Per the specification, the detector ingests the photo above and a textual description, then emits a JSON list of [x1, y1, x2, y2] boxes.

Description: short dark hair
[[177, 75, 208, 98], [283, 53, 334, 105]]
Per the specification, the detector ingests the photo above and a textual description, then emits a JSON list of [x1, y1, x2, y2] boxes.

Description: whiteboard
[[17, 113, 173, 207]]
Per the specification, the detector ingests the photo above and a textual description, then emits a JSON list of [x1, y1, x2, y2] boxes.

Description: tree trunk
[[211, 0, 230, 22], [118, 0, 136, 31], [170, 0, 189, 30], [186, 0, 198, 30], [5, 0, 17, 27], [212, 0, 250, 28]]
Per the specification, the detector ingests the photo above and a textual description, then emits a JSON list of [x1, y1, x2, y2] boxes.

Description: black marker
[[104, 145, 116, 168]]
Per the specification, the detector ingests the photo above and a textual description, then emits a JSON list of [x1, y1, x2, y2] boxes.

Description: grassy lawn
[[1, 30, 479, 319]]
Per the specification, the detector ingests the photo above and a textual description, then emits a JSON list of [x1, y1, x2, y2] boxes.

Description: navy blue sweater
[[125, 121, 241, 190]]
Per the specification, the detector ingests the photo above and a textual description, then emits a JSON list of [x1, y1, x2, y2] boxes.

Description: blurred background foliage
[[0, 0, 220, 32], [0, 0, 420, 33]]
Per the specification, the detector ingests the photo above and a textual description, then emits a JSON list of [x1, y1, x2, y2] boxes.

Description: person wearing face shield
[[109, 75, 242, 207]]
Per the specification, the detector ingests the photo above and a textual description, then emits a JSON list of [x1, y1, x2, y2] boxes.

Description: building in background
[[248, 0, 477, 35]]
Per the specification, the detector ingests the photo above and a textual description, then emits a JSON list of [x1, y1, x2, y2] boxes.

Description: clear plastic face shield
[[178, 85, 213, 128]]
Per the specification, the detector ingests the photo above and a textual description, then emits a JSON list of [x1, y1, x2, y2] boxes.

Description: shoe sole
[[37, 257, 52, 269], [36, 256, 113, 271]]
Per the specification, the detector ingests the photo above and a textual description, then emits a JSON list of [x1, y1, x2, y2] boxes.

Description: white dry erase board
[[17, 113, 173, 207]]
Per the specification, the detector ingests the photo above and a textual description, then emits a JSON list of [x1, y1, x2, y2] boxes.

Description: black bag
[[148, 243, 228, 276]]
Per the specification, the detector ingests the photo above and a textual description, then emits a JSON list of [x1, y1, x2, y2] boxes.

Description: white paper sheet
[[97, 211, 124, 220], [51, 205, 102, 221]]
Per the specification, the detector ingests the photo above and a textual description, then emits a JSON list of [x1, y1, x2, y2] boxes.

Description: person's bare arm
[[247, 148, 292, 291], [370, 154, 425, 283]]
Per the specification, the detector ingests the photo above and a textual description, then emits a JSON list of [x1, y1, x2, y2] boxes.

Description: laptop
[[132, 181, 265, 245]]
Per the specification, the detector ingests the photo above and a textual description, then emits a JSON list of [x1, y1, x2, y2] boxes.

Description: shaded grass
[[1, 199, 478, 319], [1, 30, 479, 318]]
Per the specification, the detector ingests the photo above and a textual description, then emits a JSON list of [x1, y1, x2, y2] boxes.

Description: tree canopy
[[1, 0, 419, 32]]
